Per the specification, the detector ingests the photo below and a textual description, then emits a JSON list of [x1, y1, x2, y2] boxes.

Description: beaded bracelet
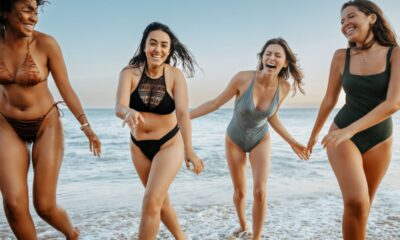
[[80, 123, 90, 131]]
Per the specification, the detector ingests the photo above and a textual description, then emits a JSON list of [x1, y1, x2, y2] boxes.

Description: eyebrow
[[149, 38, 169, 44]]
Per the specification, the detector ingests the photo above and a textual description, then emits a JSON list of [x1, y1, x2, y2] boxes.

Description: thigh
[[327, 123, 368, 200], [249, 135, 271, 187], [144, 134, 184, 197], [225, 134, 247, 190], [0, 116, 30, 200], [131, 142, 152, 186], [362, 137, 392, 201], [31, 110, 64, 200]]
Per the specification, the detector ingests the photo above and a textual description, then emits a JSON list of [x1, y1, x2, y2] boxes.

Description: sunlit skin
[[0, 0, 101, 239], [115, 28, 204, 240], [307, 4, 400, 240], [190, 43, 308, 240]]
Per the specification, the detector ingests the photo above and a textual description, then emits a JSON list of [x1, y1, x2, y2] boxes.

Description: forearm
[[347, 101, 399, 134], [310, 98, 336, 137], [190, 100, 218, 119], [269, 118, 297, 146], [177, 110, 193, 153], [59, 88, 88, 125], [115, 104, 131, 120]]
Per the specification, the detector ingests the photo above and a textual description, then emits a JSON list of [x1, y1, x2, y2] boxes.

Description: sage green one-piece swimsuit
[[334, 47, 394, 154]]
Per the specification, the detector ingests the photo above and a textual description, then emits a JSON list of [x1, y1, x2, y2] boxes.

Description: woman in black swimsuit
[[115, 22, 204, 239], [307, 0, 399, 239], [0, 0, 101, 239]]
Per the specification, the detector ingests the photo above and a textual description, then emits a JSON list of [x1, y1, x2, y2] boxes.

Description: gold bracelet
[[77, 113, 86, 121], [80, 123, 90, 131]]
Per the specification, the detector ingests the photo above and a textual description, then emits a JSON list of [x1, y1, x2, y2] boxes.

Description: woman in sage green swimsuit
[[307, 1, 400, 239], [191, 38, 309, 240]]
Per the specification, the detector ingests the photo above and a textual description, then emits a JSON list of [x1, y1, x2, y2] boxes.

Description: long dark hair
[[0, 0, 48, 37], [257, 38, 304, 95], [341, 0, 398, 49], [128, 22, 196, 77]]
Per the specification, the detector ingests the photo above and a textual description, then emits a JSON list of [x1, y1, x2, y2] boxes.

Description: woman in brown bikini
[[0, 0, 101, 239]]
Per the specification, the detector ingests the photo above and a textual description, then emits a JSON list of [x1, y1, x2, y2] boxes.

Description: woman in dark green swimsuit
[[307, 0, 399, 239]]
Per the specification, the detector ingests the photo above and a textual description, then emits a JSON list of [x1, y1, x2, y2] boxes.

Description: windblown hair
[[341, 0, 398, 49], [257, 37, 305, 95], [0, 0, 48, 37], [128, 22, 197, 77]]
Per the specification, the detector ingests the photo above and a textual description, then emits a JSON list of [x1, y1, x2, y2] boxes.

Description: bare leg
[[362, 137, 392, 203], [0, 116, 36, 239], [225, 135, 248, 232], [327, 124, 369, 240], [249, 135, 271, 240], [131, 142, 186, 239], [31, 110, 79, 240], [137, 134, 184, 240]]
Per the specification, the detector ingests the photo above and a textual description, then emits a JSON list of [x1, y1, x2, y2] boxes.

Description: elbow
[[386, 100, 400, 114], [176, 109, 189, 121]]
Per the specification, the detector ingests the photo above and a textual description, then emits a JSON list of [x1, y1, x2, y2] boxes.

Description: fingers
[[185, 159, 190, 169]]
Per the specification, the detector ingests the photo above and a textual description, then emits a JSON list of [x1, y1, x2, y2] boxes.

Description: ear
[[369, 13, 377, 25]]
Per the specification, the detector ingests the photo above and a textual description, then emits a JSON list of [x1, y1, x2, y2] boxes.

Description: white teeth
[[24, 24, 34, 31], [346, 27, 354, 34]]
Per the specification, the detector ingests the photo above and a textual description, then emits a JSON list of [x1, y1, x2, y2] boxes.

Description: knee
[[233, 188, 246, 202], [344, 197, 370, 219], [142, 192, 163, 216], [34, 197, 56, 218], [253, 187, 266, 202], [3, 196, 28, 221]]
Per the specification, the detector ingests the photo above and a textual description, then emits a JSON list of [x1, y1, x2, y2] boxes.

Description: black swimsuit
[[334, 47, 394, 153], [129, 68, 178, 160]]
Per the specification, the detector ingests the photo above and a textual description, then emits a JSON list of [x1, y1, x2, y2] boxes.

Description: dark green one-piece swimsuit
[[334, 47, 394, 154]]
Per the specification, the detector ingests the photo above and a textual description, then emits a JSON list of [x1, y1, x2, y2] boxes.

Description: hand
[[82, 126, 102, 157], [185, 150, 204, 175], [321, 128, 354, 149], [122, 110, 144, 129], [290, 141, 309, 161], [306, 134, 318, 155]]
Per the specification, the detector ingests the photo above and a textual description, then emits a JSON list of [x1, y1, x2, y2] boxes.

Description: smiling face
[[341, 5, 376, 45], [144, 30, 171, 68], [4, 0, 38, 37], [261, 44, 287, 75]]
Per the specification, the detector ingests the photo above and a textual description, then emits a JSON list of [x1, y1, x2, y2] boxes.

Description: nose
[[29, 12, 38, 23]]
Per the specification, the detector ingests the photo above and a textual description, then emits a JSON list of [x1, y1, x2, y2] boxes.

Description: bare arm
[[268, 81, 308, 160], [190, 72, 241, 119], [307, 49, 344, 152], [322, 47, 400, 148], [45, 35, 101, 156], [174, 68, 204, 174], [114, 68, 144, 128]]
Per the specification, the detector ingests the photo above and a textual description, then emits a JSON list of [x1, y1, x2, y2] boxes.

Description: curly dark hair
[[0, 0, 48, 36], [341, 0, 398, 49], [257, 37, 305, 96], [128, 22, 197, 77]]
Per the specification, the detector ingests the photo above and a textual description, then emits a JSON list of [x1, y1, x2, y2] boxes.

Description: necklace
[[359, 56, 368, 63]]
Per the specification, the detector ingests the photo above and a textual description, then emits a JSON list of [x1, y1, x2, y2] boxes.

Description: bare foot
[[67, 227, 80, 240]]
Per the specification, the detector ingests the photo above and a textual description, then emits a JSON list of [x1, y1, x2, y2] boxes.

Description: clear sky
[[38, 0, 400, 108]]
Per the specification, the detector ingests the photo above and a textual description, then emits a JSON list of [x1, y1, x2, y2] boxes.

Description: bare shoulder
[[391, 46, 400, 60], [232, 70, 254, 86], [332, 48, 346, 63], [279, 78, 291, 97], [168, 65, 185, 79], [34, 31, 58, 49], [120, 66, 142, 83]]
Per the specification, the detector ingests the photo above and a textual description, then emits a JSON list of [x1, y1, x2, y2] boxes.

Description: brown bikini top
[[0, 38, 46, 86]]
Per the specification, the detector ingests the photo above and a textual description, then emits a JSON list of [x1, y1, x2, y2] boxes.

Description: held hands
[[290, 141, 310, 160], [81, 125, 102, 157], [185, 150, 204, 175], [306, 134, 318, 155], [321, 127, 354, 149], [122, 110, 145, 129]]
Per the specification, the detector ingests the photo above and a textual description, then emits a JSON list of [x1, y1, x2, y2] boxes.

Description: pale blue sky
[[38, 0, 400, 108]]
